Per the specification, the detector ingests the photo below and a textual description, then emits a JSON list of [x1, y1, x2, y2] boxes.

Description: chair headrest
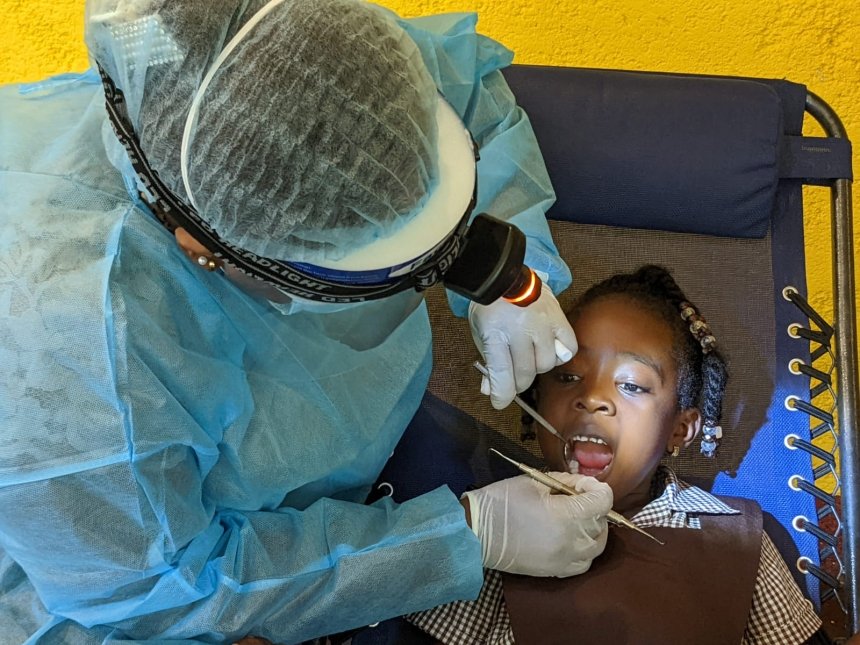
[[504, 66, 807, 239]]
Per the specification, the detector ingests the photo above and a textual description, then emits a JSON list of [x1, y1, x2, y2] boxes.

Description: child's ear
[[669, 408, 703, 452]]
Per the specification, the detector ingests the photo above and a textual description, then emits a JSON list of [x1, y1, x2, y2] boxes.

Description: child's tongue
[[573, 441, 613, 476]]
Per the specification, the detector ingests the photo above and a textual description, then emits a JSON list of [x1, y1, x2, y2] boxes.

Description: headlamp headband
[[98, 64, 481, 304]]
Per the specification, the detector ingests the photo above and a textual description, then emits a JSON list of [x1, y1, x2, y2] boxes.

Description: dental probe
[[473, 362, 567, 447], [489, 448, 665, 546]]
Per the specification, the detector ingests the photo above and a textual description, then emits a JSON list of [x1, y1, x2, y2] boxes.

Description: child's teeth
[[571, 435, 607, 445]]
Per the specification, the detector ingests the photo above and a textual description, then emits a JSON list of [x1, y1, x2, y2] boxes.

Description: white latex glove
[[469, 282, 578, 409], [463, 472, 612, 578]]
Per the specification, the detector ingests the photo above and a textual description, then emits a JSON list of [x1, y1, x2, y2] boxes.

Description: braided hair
[[523, 265, 729, 456]]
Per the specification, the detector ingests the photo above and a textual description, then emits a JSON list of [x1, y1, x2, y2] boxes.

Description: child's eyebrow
[[617, 351, 664, 383]]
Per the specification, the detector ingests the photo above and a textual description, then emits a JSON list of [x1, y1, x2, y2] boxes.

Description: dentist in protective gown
[[0, 0, 612, 642]]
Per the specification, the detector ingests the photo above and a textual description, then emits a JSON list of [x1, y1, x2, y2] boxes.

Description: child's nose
[[574, 386, 616, 415]]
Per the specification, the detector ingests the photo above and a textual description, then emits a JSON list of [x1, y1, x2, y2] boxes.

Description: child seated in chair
[[407, 264, 835, 645]]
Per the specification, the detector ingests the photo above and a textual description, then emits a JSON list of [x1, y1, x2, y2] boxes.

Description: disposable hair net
[[85, 0, 440, 262]]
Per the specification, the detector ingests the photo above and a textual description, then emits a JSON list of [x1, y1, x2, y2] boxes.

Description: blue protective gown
[[0, 13, 570, 644]]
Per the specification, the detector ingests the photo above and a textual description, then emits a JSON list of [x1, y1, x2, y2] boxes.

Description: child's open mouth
[[565, 435, 613, 478]]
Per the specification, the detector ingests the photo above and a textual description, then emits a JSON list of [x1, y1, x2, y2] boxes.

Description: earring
[[670, 445, 680, 458], [195, 254, 219, 272], [700, 423, 723, 458]]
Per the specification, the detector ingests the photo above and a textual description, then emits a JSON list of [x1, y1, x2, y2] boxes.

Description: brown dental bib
[[503, 496, 762, 645]]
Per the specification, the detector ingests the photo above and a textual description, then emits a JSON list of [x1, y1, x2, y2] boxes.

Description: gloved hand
[[469, 283, 578, 409], [463, 472, 612, 578]]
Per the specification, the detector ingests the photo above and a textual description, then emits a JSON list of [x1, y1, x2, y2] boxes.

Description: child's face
[[536, 296, 699, 512]]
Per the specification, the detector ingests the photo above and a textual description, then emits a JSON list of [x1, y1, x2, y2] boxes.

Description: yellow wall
[[2, 0, 858, 321]]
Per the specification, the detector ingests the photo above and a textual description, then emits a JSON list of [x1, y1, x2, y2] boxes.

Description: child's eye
[[619, 382, 650, 394], [555, 372, 581, 384]]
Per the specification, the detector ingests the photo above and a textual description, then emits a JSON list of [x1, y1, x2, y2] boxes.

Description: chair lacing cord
[[783, 286, 845, 612]]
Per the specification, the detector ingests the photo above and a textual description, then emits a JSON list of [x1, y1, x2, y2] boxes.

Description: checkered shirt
[[406, 467, 822, 645]]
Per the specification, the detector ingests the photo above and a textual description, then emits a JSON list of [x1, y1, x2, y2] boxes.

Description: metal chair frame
[[803, 92, 858, 632]]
